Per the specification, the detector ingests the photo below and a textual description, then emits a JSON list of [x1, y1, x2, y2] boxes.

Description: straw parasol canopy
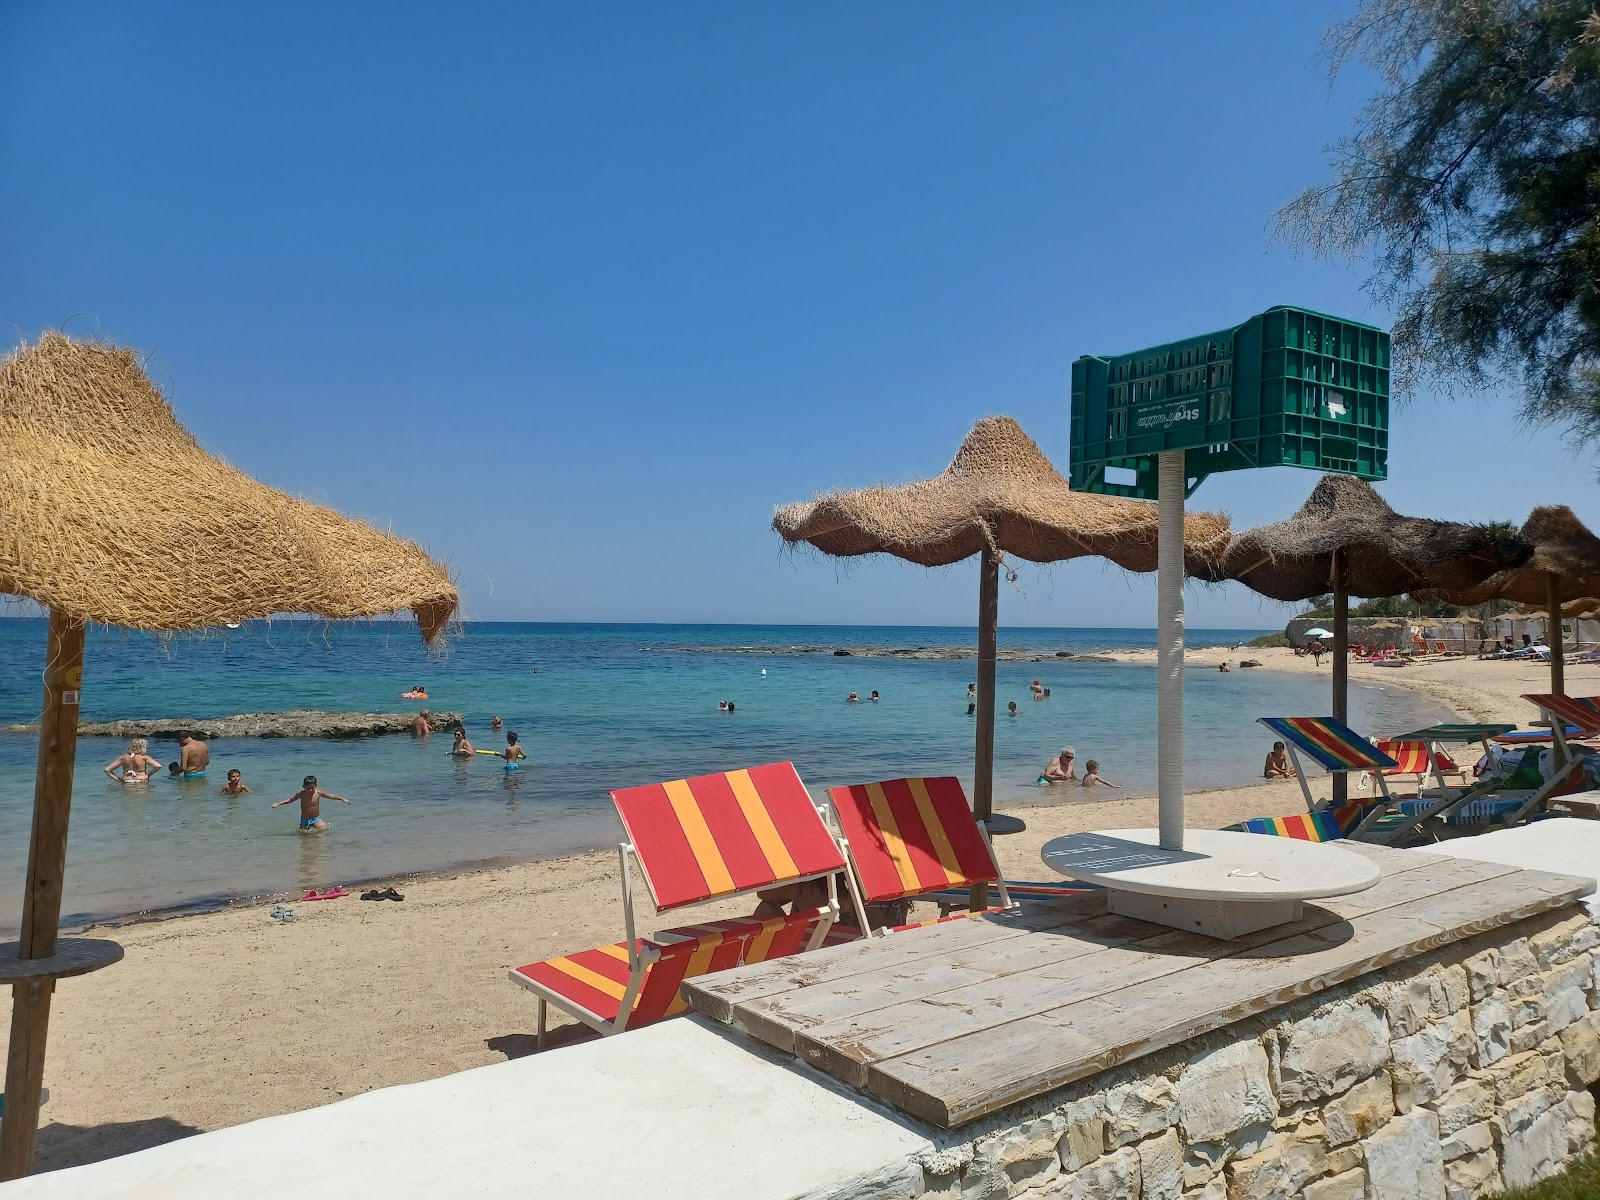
[[773, 416, 1230, 570], [1424, 507, 1600, 610], [1211, 475, 1528, 602], [0, 333, 458, 1179], [773, 416, 1230, 870], [0, 333, 458, 639]]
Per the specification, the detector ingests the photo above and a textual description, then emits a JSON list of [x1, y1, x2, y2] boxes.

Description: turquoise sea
[[0, 620, 1452, 932]]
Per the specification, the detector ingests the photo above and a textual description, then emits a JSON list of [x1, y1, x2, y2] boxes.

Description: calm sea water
[[0, 620, 1451, 932]]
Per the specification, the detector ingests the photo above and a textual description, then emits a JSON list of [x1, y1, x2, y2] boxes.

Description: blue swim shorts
[[183, 771, 206, 778], [299, 816, 322, 829]]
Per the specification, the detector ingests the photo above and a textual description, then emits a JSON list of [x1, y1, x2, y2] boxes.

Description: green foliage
[[1296, 606, 1336, 619], [1248, 631, 1290, 648], [1281, 0, 1600, 451], [1496, 1147, 1600, 1200]]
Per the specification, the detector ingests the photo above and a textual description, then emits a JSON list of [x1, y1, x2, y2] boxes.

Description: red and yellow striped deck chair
[[1376, 739, 1440, 793], [825, 776, 1013, 935], [1226, 805, 1366, 842], [508, 761, 856, 1047]]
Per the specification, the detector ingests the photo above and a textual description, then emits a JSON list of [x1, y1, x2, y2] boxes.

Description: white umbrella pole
[[1157, 451, 1185, 851]]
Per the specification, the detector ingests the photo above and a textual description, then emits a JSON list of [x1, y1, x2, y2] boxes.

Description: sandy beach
[[6, 646, 1591, 1174]]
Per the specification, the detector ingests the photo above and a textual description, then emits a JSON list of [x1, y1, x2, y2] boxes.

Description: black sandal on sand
[[360, 889, 383, 901], [380, 887, 405, 901]]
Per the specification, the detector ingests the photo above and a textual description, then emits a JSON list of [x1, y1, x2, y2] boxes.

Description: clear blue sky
[[4, 3, 1595, 629]]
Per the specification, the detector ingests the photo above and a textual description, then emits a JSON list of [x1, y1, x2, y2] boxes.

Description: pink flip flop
[[300, 887, 350, 901]]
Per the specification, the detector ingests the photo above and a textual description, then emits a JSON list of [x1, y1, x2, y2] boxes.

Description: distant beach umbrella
[[1302, 627, 1333, 639], [0, 333, 458, 1179], [1213, 475, 1526, 803], [1420, 506, 1600, 695], [773, 416, 1229, 904]]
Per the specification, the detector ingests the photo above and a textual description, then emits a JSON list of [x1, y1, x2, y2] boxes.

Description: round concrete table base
[[1040, 827, 1381, 940]]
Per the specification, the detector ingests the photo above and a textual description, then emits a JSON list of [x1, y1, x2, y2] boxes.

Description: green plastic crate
[[1068, 306, 1389, 498]]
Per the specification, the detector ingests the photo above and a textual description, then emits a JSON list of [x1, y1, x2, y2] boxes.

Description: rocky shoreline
[[655, 645, 1120, 663], [2, 709, 465, 739]]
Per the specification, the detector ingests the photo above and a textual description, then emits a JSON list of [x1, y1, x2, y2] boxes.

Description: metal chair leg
[[536, 998, 547, 1053]]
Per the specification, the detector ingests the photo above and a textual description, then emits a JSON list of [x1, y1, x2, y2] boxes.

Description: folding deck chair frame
[[510, 761, 867, 1047]]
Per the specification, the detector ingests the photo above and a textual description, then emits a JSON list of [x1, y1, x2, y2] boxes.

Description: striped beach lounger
[[510, 761, 856, 1048], [826, 776, 1020, 933], [1226, 806, 1365, 842]]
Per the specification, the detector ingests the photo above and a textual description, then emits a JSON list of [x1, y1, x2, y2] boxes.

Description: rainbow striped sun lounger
[[1227, 806, 1366, 842], [510, 761, 858, 1048]]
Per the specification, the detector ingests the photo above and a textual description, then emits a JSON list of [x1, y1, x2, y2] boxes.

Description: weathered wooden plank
[[735, 914, 1154, 1052], [683, 897, 1104, 1024], [681, 902, 1107, 1024], [868, 871, 1589, 1126], [785, 856, 1508, 1084]]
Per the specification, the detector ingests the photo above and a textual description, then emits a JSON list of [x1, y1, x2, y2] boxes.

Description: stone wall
[[837, 906, 1600, 1200]]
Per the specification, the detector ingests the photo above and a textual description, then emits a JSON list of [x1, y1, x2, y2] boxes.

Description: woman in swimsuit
[[105, 738, 162, 784]]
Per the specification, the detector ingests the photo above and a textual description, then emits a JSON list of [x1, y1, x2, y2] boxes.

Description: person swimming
[[870, 691, 879, 702], [490, 715, 503, 730], [402, 686, 428, 700], [847, 692, 860, 703], [502, 731, 527, 770], [1007, 701, 1019, 716], [451, 729, 475, 757], [217, 768, 252, 796]]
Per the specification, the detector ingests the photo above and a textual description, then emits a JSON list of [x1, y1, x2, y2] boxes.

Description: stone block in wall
[[1301, 1167, 1365, 1200], [1323, 1073, 1394, 1146], [1426, 1078, 1493, 1137], [1277, 1004, 1389, 1104], [1542, 956, 1592, 1034], [1179, 1179, 1224, 1200], [1528, 912, 1600, 969], [967, 1112, 1064, 1197], [1105, 1081, 1179, 1149], [1059, 1098, 1109, 1173], [1043, 1145, 1140, 1200], [1174, 1041, 1275, 1144], [1496, 938, 1539, 988], [1221, 1124, 1328, 1200], [1377, 974, 1436, 1039], [1493, 1088, 1565, 1191], [1486, 1049, 1559, 1107], [1470, 997, 1512, 1067], [1324, 1144, 1362, 1176], [1443, 1151, 1503, 1200], [1558, 1011, 1600, 1086], [1465, 950, 1497, 1003], [1390, 1010, 1474, 1111], [1136, 1131, 1181, 1200], [1438, 1120, 1493, 1162], [1560, 1088, 1596, 1154], [1361, 1107, 1445, 1200]]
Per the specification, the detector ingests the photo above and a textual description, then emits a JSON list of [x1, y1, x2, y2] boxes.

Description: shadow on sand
[[33, 1115, 203, 1173], [486, 1025, 600, 1060]]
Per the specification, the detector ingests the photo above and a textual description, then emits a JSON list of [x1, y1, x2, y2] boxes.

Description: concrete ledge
[[0, 1018, 933, 1200]]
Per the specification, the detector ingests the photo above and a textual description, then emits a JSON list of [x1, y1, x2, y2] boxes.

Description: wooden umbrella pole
[[1, 609, 85, 1181], [970, 550, 999, 912], [1331, 549, 1349, 807], [1548, 573, 1566, 698]]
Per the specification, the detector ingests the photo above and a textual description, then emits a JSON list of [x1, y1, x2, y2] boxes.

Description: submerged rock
[[3, 710, 467, 739]]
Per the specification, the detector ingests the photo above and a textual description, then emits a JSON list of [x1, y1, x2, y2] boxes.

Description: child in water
[[502, 731, 527, 770], [217, 768, 252, 796], [1081, 760, 1122, 789], [273, 775, 350, 831]]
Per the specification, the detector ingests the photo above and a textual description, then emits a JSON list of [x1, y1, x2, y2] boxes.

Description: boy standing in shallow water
[[217, 768, 252, 795], [273, 775, 349, 831]]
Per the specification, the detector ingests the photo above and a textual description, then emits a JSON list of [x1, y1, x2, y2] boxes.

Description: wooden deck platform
[[683, 844, 1595, 1128]]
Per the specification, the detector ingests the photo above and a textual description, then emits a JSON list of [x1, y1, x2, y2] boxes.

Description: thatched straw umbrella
[[0, 333, 458, 1178], [1212, 475, 1527, 802], [1421, 506, 1600, 695], [774, 417, 1229, 899]]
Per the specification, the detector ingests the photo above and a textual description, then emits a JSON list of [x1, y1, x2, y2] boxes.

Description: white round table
[[1040, 828, 1380, 940]]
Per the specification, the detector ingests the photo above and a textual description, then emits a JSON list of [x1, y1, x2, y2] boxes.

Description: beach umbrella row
[[1419, 507, 1600, 695], [774, 416, 1229, 903], [1206, 475, 1528, 803], [0, 334, 458, 1179]]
